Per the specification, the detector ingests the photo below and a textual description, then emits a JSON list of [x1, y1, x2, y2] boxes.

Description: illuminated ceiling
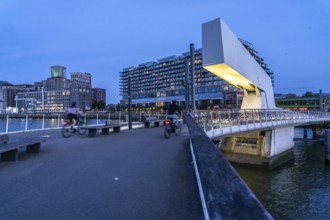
[[204, 63, 257, 92]]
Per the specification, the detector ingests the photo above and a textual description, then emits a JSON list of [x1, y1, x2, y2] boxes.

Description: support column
[[303, 128, 308, 139], [312, 128, 317, 140], [325, 129, 330, 163]]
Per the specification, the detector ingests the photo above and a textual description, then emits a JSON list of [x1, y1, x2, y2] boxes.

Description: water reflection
[[233, 141, 330, 220]]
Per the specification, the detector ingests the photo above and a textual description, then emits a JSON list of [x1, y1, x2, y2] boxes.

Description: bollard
[[325, 129, 330, 163]]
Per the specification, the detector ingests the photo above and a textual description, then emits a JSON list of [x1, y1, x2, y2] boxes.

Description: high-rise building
[[120, 44, 274, 110], [120, 49, 231, 110], [70, 72, 92, 110], [46, 66, 71, 91]]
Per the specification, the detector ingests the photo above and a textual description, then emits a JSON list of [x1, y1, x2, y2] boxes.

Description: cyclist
[[167, 100, 181, 128], [67, 102, 82, 125]]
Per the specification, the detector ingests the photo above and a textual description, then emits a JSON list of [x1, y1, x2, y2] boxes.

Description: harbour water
[[233, 129, 330, 220]]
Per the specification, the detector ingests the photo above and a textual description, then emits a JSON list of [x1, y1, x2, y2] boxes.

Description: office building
[[70, 72, 92, 110]]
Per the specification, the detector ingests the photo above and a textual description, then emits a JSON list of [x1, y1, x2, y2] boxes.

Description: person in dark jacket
[[167, 100, 181, 127], [67, 102, 82, 125]]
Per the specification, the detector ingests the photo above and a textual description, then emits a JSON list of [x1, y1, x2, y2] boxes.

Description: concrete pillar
[[303, 128, 308, 139], [325, 129, 330, 163], [312, 128, 317, 140]]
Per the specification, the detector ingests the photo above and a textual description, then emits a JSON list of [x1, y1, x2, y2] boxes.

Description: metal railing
[[191, 109, 330, 138], [0, 111, 167, 134]]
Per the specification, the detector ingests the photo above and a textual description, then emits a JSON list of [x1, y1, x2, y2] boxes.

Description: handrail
[[184, 113, 273, 219], [0, 111, 167, 134], [191, 109, 330, 138]]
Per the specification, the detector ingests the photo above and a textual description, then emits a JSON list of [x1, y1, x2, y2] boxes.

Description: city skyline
[[1, 0, 329, 104]]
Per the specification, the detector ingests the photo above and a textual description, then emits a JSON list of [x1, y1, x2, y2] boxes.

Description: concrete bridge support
[[325, 129, 330, 163], [219, 127, 295, 169]]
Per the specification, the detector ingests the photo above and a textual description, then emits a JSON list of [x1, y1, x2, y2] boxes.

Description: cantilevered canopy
[[202, 18, 275, 109], [203, 63, 256, 92]]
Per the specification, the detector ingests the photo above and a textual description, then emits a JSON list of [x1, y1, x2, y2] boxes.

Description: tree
[[302, 91, 317, 97], [286, 93, 297, 98], [92, 100, 105, 111]]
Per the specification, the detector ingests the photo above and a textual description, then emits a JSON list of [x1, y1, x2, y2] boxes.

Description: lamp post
[[41, 86, 44, 112], [128, 75, 132, 130], [184, 59, 190, 111], [190, 43, 196, 111]]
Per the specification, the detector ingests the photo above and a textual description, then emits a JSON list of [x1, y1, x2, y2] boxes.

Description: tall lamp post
[[184, 59, 190, 111], [190, 43, 196, 111], [128, 75, 132, 130]]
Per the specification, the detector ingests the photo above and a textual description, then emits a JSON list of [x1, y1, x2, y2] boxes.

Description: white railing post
[[42, 114, 45, 129], [57, 114, 60, 128], [25, 114, 28, 131], [228, 110, 232, 132], [218, 111, 223, 135], [97, 113, 99, 125], [5, 115, 9, 133], [238, 110, 241, 131], [210, 111, 214, 134]]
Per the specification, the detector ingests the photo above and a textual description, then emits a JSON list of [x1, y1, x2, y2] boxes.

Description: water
[[233, 129, 330, 220]]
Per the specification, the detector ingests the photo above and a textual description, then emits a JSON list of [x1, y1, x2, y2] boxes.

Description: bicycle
[[164, 117, 182, 139], [62, 117, 87, 138]]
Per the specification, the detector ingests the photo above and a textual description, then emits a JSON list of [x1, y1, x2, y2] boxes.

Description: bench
[[0, 134, 48, 162], [82, 124, 121, 138], [143, 117, 162, 128]]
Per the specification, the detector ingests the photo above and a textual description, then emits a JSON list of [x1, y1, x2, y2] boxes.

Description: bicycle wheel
[[164, 126, 171, 139], [77, 121, 87, 135], [175, 122, 182, 136], [62, 123, 72, 138]]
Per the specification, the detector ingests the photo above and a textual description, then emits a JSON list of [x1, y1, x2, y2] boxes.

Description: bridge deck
[[0, 127, 203, 219]]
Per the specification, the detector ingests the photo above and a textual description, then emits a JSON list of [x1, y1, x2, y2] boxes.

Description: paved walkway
[[0, 126, 203, 220]]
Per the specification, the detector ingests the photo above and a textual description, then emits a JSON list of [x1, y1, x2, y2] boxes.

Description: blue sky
[[1, 0, 329, 104]]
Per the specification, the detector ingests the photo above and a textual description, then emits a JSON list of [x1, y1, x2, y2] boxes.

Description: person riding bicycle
[[167, 100, 181, 128], [67, 102, 83, 125]]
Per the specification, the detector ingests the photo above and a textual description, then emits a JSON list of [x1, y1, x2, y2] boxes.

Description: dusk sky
[[1, 0, 329, 104]]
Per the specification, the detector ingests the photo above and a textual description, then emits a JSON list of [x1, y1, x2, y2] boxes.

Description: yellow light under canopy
[[204, 63, 256, 92]]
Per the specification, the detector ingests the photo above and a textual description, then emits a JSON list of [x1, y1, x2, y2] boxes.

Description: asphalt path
[[0, 125, 203, 220]]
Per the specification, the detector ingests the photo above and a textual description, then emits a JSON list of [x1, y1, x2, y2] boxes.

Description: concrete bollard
[[325, 129, 330, 163]]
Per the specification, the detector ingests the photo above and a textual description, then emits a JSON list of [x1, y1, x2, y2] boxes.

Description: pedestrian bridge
[[192, 109, 330, 139]]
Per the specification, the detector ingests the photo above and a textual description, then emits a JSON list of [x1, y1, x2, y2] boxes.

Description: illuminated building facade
[[120, 46, 274, 110], [16, 90, 71, 113], [0, 81, 33, 113], [5, 68, 94, 113]]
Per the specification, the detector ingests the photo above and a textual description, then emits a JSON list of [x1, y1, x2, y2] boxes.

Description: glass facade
[[51, 66, 67, 78], [120, 43, 275, 110], [120, 48, 228, 110]]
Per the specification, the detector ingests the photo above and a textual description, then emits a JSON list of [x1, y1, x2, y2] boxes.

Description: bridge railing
[[191, 109, 330, 135]]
